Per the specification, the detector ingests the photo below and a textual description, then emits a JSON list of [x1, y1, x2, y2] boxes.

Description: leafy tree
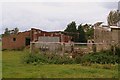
[[107, 10, 120, 26], [3, 27, 19, 36], [82, 24, 94, 39], [82, 24, 90, 32], [64, 21, 78, 42], [4, 28, 10, 36], [77, 24, 87, 43], [85, 27, 94, 39], [14, 27, 19, 34]]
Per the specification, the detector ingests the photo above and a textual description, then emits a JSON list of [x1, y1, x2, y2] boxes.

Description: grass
[[0, 41, 2, 78], [2, 50, 118, 78], [0, 41, 1, 46]]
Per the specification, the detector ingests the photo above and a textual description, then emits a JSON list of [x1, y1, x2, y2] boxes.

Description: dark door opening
[[25, 37, 30, 46]]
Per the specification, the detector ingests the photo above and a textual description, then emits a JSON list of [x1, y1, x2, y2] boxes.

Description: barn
[[2, 28, 72, 50]]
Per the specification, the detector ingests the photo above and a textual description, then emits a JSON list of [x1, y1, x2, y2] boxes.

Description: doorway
[[25, 37, 30, 46]]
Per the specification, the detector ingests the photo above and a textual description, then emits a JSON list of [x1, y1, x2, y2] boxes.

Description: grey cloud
[[1, 2, 115, 34], [99, 2, 118, 10]]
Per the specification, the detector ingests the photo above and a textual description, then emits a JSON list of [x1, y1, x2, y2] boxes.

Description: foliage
[[3, 50, 118, 78], [14, 27, 19, 34], [80, 50, 119, 64], [85, 27, 94, 39], [3, 27, 19, 36], [4, 28, 10, 36], [64, 22, 94, 42], [82, 24, 94, 39], [77, 24, 87, 43], [64, 21, 78, 42], [64, 22, 88, 42], [107, 10, 120, 26], [74, 54, 82, 64], [23, 53, 75, 64], [23, 48, 119, 65], [115, 47, 120, 57]]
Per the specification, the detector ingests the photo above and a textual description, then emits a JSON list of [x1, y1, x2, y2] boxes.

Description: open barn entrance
[[25, 37, 30, 46]]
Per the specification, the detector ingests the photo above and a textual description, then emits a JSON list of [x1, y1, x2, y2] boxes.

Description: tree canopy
[[77, 24, 87, 43], [107, 10, 120, 26], [64, 22, 92, 42], [64, 21, 78, 42], [3, 27, 19, 36]]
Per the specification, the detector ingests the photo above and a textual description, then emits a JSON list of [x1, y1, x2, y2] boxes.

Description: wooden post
[[92, 41, 96, 53], [30, 42, 35, 53], [62, 42, 65, 54], [30, 42, 32, 53]]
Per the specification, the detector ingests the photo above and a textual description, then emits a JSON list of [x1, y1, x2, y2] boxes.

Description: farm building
[[94, 23, 120, 51], [2, 28, 72, 50]]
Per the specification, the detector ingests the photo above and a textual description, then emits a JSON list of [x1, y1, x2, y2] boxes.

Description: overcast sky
[[1, 2, 119, 34]]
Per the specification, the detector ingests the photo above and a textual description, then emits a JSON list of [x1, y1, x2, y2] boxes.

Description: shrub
[[23, 53, 75, 65], [80, 50, 119, 64], [74, 55, 82, 64], [23, 49, 119, 65]]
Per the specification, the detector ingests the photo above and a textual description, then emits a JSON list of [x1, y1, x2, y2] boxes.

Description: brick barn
[[2, 28, 72, 50], [94, 24, 120, 51]]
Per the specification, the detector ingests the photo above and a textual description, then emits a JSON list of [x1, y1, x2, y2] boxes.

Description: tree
[[4, 28, 10, 36], [82, 24, 90, 32], [107, 10, 120, 26], [64, 21, 78, 42], [77, 24, 87, 43], [14, 27, 19, 34], [85, 27, 94, 39], [3, 27, 19, 36], [82, 24, 94, 39]]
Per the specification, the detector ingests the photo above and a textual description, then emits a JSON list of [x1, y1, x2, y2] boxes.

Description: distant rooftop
[[110, 26, 120, 29]]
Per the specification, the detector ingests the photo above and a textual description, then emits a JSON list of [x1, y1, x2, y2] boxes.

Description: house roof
[[110, 26, 120, 29]]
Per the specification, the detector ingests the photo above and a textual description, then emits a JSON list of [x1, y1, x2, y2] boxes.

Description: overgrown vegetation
[[23, 53, 75, 65], [3, 50, 118, 78], [64, 21, 93, 42], [107, 10, 120, 26], [3, 27, 19, 36], [80, 50, 119, 65], [23, 48, 119, 65]]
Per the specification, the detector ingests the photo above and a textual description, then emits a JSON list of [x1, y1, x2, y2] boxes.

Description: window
[[13, 38, 16, 41]]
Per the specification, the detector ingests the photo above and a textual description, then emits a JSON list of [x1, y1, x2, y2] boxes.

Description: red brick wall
[[30, 28, 71, 43], [2, 31, 30, 50], [2, 28, 72, 49]]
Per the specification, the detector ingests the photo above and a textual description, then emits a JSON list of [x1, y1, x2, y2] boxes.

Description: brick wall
[[2, 28, 72, 50], [94, 27, 112, 51], [2, 31, 30, 50], [94, 26, 120, 51]]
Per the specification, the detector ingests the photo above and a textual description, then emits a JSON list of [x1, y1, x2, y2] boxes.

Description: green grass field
[[2, 50, 118, 78], [0, 41, 2, 48], [0, 41, 2, 78]]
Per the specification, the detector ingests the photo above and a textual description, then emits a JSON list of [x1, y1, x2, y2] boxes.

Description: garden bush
[[80, 50, 119, 64], [23, 53, 75, 64], [23, 49, 119, 65]]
